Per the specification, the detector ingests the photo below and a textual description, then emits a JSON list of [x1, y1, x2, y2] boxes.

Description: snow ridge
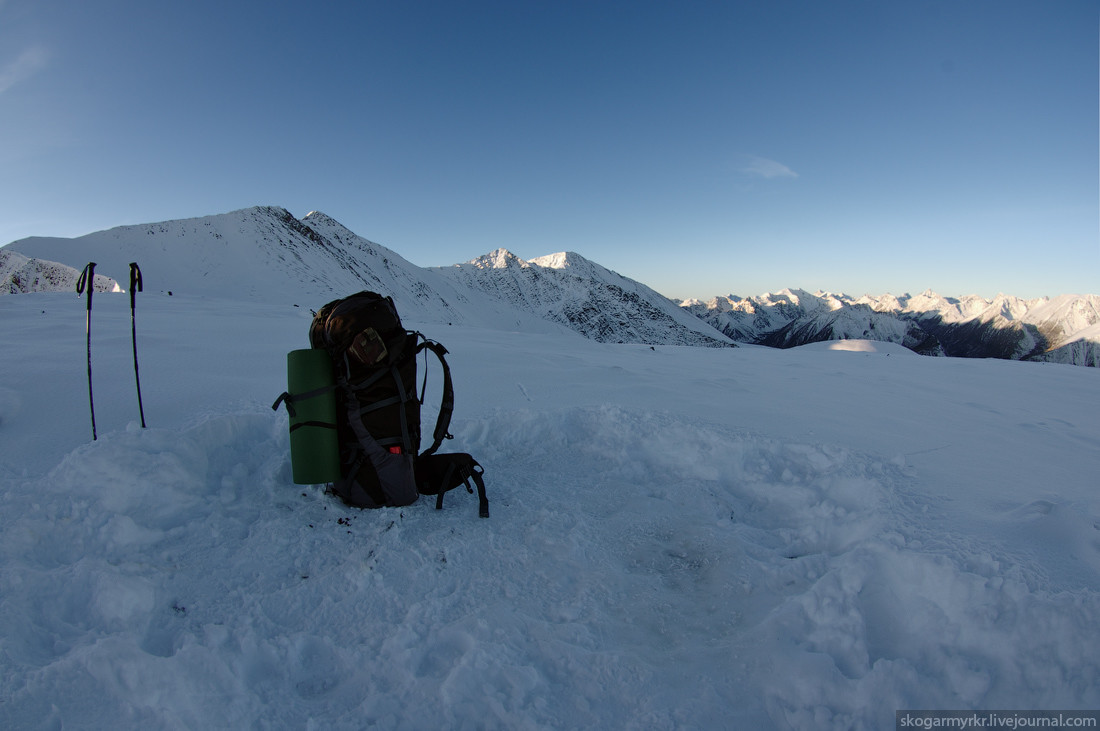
[[1, 215, 1099, 727], [433, 249, 733, 347], [1, 249, 119, 294], [685, 289, 1100, 366], [3, 206, 1097, 362], [0, 207, 568, 336], [1, 291, 1097, 728]]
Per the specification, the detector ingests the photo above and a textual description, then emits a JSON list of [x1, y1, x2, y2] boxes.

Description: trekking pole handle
[[77, 262, 96, 306], [129, 262, 142, 308]]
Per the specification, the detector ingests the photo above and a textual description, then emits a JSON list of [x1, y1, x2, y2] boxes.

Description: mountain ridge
[[1, 207, 573, 337], [684, 290, 1100, 366], [432, 248, 734, 347], [0, 249, 120, 294], [4, 206, 1097, 364]]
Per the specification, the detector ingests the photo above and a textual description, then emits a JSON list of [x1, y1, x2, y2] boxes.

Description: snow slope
[[1, 249, 119, 294], [1, 290, 1098, 729], [757, 302, 945, 356], [1041, 321, 1100, 368], [2, 207, 570, 336], [7, 207, 1095, 362], [433, 248, 733, 347], [686, 289, 1100, 366]]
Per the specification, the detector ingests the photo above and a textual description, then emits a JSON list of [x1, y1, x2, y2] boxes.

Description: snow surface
[[687, 288, 1100, 366], [1, 249, 120, 295], [2, 289, 1098, 729], [2, 208, 565, 337], [433, 248, 731, 347]]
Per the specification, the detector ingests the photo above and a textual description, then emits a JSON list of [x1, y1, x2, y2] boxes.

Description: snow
[[2, 288, 1099, 729], [799, 339, 917, 355], [3, 208, 572, 339], [434, 248, 732, 347], [685, 287, 1100, 366], [1, 249, 120, 295]]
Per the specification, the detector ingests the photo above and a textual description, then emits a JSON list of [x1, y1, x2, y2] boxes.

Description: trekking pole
[[76, 262, 97, 441], [129, 262, 147, 428]]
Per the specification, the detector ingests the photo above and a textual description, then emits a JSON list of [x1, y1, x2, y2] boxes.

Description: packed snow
[[2, 288, 1098, 729]]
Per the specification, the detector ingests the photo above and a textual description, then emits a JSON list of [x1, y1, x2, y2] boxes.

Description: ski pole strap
[[76, 262, 96, 302]]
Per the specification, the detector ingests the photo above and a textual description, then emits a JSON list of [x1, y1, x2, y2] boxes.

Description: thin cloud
[[742, 155, 799, 179], [0, 45, 50, 95]]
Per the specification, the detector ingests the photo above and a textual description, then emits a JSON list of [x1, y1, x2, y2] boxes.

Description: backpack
[[295, 291, 489, 517]]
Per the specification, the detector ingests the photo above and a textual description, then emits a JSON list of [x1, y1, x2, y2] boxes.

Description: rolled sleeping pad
[[286, 348, 341, 484]]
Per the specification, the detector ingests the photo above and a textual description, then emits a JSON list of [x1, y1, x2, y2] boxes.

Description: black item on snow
[[129, 263, 147, 428], [301, 291, 489, 517], [416, 453, 490, 518], [76, 262, 97, 441]]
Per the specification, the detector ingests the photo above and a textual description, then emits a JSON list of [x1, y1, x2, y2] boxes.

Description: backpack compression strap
[[271, 384, 338, 433], [415, 338, 454, 458]]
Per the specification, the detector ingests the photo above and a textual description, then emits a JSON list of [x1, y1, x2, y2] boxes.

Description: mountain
[[1040, 322, 1100, 368], [1, 249, 120, 294], [3, 210, 1099, 728], [3, 207, 718, 346], [757, 302, 945, 356], [879, 291, 1100, 366], [432, 249, 734, 347], [685, 289, 1100, 366], [1, 207, 568, 335], [4, 206, 1096, 364]]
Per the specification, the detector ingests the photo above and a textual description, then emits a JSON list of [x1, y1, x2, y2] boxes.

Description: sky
[[0, 0, 1097, 300]]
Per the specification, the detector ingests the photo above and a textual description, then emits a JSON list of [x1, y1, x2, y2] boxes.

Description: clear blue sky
[[2, 0, 1096, 299]]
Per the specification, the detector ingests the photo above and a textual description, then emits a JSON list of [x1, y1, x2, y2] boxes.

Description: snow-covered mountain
[[4, 206, 1096, 364], [1, 248, 120, 294], [685, 289, 1100, 366], [432, 248, 733, 347], [758, 303, 945, 356], [2, 206, 729, 346], [2, 209, 1099, 728], [883, 291, 1100, 366], [8, 207, 732, 346], [1, 207, 569, 336]]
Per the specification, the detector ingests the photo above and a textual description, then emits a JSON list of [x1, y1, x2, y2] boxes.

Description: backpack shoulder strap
[[414, 336, 454, 458]]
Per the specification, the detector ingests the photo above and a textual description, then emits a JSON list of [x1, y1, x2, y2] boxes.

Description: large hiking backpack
[[277, 291, 488, 517]]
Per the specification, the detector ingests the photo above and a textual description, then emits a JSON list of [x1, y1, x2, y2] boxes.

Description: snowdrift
[[1, 291, 1098, 729]]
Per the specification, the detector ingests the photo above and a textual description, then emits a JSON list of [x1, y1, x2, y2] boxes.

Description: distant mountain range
[[683, 290, 1100, 367], [3, 206, 1097, 366], [431, 248, 732, 347]]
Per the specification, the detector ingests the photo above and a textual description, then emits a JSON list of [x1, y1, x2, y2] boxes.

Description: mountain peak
[[528, 251, 586, 270], [300, 210, 358, 239], [528, 251, 623, 285], [302, 210, 340, 226], [468, 248, 528, 269]]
